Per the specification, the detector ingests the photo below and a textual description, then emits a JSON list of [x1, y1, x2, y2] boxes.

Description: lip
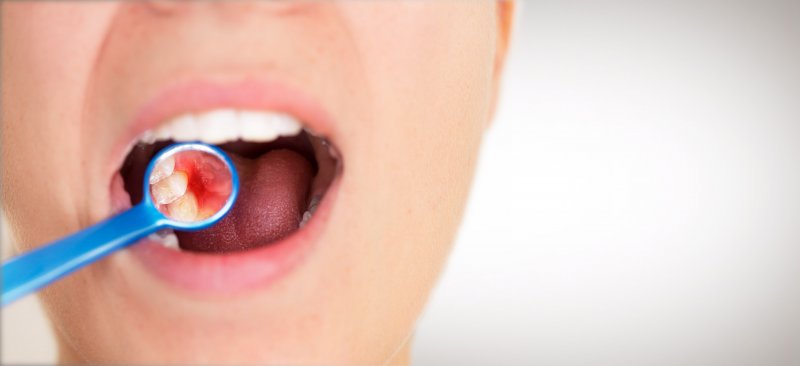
[[109, 79, 342, 295], [128, 178, 339, 294]]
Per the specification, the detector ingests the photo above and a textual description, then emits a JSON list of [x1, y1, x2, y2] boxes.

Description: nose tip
[[143, 0, 189, 15], [143, 0, 313, 17]]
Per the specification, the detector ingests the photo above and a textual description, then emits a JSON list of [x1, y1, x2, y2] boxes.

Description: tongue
[[176, 149, 314, 253]]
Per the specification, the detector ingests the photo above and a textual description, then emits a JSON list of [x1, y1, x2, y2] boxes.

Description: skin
[[1, 1, 514, 365]]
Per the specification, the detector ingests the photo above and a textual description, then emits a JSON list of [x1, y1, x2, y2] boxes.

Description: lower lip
[[126, 178, 339, 295]]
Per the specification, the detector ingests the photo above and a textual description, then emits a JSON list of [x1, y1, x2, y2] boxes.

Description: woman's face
[[1, 2, 511, 364]]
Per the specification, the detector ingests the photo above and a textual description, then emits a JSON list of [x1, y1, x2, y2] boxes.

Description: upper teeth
[[140, 109, 304, 145]]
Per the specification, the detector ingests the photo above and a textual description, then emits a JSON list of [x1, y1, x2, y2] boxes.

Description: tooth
[[196, 109, 239, 144], [299, 211, 312, 228], [141, 109, 306, 147], [169, 114, 199, 141], [160, 232, 180, 250], [307, 195, 321, 214], [154, 125, 172, 141], [239, 111, 279, 142], [139, 130, 156, 144], [299, 195, 321, 228], [166, 191, 199, 222], [149, 228, 174, 239], [147, 229, 166, 242], [321, 138, 339, 160], [148, 155, 175, 184], [148, 229, 180, 250], [150, 171, 188, 205], [273, 114, 302, 136]]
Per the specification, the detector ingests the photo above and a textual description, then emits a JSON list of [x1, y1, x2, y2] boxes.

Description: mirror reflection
[[149, 149, 233, 222]]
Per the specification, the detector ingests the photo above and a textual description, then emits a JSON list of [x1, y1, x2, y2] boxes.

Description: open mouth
[[118, 109, 341, 254]]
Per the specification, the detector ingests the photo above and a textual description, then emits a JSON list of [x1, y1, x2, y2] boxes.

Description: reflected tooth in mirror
[[166, 191, 199, 222], [197, 109, 239, 144], [273, 114, 302, 136], [170, 115, 199, 141], [240, 111, 279, 142], [149, 155, 175, 184], [151, 171, 188, 205]]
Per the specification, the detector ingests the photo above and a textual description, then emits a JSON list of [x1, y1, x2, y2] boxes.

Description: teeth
[[151, 171, 188, 205], [272, 114, 303, 136], [299, 195, 322, 228], [153, 126, 173, 141], [146, 109, 303, 145], [166, 191, 199, 222], [239, 111, 278, 142], [299, 211, 313, 228], [160, 231, 179, 249], [307, 195, 322, 214], [169, 114, 199, 141], [196, 109, 238, 144], [149, 156, 175, 184], [148, 229, 180, 250], [139, 130, 156, 144], [321, 138, 340, 160]]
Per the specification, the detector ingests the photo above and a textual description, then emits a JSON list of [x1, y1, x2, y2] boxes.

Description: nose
[[143, 0, 312, 17]]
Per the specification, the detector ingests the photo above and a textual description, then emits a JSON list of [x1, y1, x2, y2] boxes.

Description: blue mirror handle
[[2, 203, 166, 306]]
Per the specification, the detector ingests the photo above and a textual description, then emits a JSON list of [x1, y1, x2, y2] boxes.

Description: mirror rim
[[142, 142, 239, 230]]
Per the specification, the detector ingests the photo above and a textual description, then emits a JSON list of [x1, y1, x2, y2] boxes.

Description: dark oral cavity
[[120, 131, 336, 254]]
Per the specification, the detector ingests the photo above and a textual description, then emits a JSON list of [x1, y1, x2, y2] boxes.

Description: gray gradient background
[[3, 1, 800, 364]]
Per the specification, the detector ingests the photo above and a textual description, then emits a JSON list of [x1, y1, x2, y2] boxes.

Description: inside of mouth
[[120, 129, 339, 254]]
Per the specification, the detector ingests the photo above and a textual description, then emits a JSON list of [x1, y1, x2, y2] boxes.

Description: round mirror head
[[144, 143, 238, 228]]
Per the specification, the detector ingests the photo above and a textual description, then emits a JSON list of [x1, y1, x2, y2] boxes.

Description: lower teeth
[[299, 195, 322, 228], [299, 211, 313, 228], [149, 229, 179, 250]]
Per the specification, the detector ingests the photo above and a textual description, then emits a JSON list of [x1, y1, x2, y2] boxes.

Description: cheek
[[345, 1, 497, 238], [326, 2, 498, 357], [1, 3, 119, 248]]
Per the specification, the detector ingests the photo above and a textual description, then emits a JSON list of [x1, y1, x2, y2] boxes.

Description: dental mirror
[[146, 143, 238, 227], [2, 142, 239, 306]]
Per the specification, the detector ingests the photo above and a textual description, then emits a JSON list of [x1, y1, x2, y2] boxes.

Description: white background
[[414, 1, 800, 365], [4, 1, 800, 365]]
